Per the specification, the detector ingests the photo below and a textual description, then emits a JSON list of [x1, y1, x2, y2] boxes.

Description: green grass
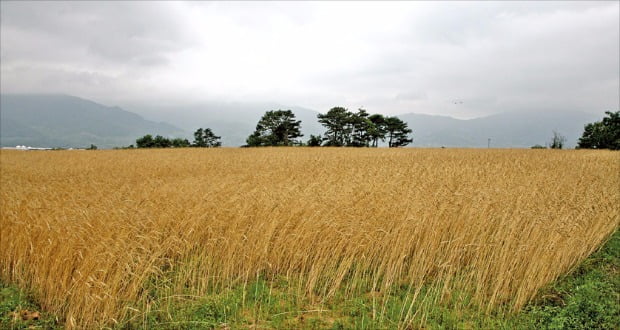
[[0, 282, 59, 329], [2, 229, 618, 329], [514, 228, 619, 329]]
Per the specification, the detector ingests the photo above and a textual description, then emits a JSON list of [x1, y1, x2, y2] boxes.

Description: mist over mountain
[[400, 110, 601, 148], [0, 94, 182, 148], [1, 94, 603, 149]]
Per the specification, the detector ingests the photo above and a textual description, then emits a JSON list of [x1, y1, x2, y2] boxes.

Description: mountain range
[[398, 111, 600, 148], [1, 94, 182, 148], [0, 94, 603, 149]]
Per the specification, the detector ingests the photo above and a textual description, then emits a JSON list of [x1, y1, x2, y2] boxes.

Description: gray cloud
[[2, 2, 192, 62], [302, 2, 619, 117], [1, 1, 618, 118]]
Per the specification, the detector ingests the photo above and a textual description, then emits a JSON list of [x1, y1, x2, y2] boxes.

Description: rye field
[[1, 148, 618, 328]]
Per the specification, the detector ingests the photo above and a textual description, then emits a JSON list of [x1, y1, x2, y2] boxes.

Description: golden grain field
[[1, 148, 618, 328]]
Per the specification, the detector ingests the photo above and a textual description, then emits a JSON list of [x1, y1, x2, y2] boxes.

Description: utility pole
[[488, 138, 491, 149]]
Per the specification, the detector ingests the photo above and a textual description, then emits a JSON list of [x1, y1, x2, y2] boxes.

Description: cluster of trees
[[531, 111, 618, 150], [531, 132, 566, 149], [549, 131, 567, 149], [127, 109, 618, 150], [245, 107, 413, 147], [578, 111, 620, 150], [246, 110, 302, 147], [317, 107, 412, 147], [134, 128, 221, 149]]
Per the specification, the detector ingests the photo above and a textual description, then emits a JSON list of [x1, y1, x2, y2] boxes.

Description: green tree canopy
[[317, 108, 411, 147], [135, 129, 218, 149], [349, 108, 374, 147], [367, 114, 387, 147], [136, 134, 176, 148], [193, 128, 221, 147], [171, 138, 191, 148], [578, 111, 620, 150], [307, 134, 322, 147], [385, 117, 413, 147], [153, 135, 171, 148], [136, 134, 155, 148], [246, 110, 303, 147], [317, 107, 351, 146]]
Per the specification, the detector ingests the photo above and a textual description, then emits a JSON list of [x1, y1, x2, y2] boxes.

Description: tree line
[[130, 108, 619, 150], [133, 107, 413, 149], [533, 111, 619, 150], [578, 111, 619, 150], [132, 128, 221, 149], [245, 107, 412, 147]]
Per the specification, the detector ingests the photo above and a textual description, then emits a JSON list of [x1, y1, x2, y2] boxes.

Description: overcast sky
[[1, 1, 618, 118]]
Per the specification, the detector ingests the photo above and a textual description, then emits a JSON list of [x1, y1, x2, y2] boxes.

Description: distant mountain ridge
[[1, 94, 183, 148], [399, 110, 600, 148], [1, 94, 603, 148]]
